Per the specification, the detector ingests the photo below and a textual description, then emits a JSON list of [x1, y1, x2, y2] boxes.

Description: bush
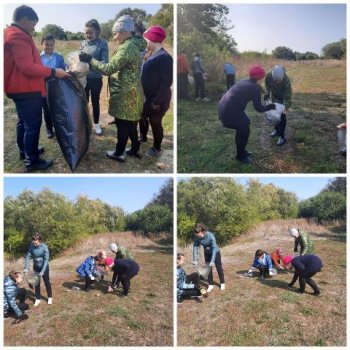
[[322, 40, 346, 59], [272, 46, 296, 60]]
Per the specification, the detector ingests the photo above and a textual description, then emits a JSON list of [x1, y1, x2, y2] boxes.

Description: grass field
[[4, 232, 173, 346], [178, 59, 346, 173], [4, 40, 173, 173], [177, 219, 346, 346]]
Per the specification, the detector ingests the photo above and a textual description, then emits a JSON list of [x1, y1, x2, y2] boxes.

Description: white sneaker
[[220, 283, 225, 291], [94, 123, 102, 135], [202, 97, 210, 102], [34, 299, 41, 307], [207, 285, 214, 292], [48, 298, 53, 305], [270, 130, 278, 137]]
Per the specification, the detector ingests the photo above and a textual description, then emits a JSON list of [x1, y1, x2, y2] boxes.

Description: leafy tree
[[322, 40, 346, 59], [151, 179, 173, 210], [100, 19, 115, 41], [41, 24, 67, 40], [272, 46, 296, 60], [115, 7, 148, 22], [325, 177, 346, 195], [148, 4, 173, 44]]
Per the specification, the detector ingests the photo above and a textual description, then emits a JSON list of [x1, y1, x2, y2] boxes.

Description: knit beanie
[[104, 257, 115, 267], [272, 65, 284, 82], [249, 65, 266, 80], [110, 243, 118, 253], [289, 228, 299, 237], [282, 256, 293, 265], [112, 15, 134, 33], [143, 25, 166, 43]]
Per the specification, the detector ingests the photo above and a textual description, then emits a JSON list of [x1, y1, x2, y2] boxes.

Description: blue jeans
[[14, 97, 43, 165]]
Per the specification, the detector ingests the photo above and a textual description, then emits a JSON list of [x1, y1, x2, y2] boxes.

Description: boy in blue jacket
[[4, 271, 29, 324], [40, 34, 66, 138], [247, 249, 274, 279], [76, 254, 103, 291]]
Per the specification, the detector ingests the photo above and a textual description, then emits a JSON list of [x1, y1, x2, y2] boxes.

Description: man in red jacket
[[4, 5, 68, 172]]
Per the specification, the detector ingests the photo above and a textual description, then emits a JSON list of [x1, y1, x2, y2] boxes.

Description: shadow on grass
[[260, 279, 290, 290], [62, 279, 110, 293], [314, 232, 346, 242]]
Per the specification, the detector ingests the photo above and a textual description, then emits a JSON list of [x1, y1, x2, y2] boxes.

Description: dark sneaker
[[145, 147, 161, 157], [313, 290, 321, 296], [46, 129, 54, 139], [12, 313, 28, 325], [244, 150, 252, 157], [177, 299, 184, 304], [20, 146, 45, 160], [236, 155, 251, 164], [277, 137, 286, 146], [125, 149, 142, 159], [4, 313, 10, 320], [25, 159, 53, 172], [106, 151, 126, 163]]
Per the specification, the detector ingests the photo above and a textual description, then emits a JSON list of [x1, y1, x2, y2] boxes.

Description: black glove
[[12, 313, 28, 324], [79, 52, 92, 63], [263, 94, 269, 101], [267, 103, 276, 110]]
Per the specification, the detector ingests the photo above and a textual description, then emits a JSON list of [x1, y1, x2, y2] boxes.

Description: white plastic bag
[[66, 51, 90, 88], [188, 74, 194, 84], [264, 100, 285, 126], [337, 126, 346, 153]]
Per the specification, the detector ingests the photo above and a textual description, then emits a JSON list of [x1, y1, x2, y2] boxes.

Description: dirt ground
[[4, 232, 173, 346], [177, 219, 346, 346]]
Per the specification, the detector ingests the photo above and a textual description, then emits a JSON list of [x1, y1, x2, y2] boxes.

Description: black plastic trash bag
[[46, 73, 91, 171]]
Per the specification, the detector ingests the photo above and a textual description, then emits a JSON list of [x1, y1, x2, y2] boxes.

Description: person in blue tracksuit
[[40, 34, 66, 138], [105, 258, 139, 297], [24, 233, 52, 306], [286, 254, 323, 295], [76, 254, 103, 291], [177, 253, 207, 303], [4, 271, 29, 324], [247, 249, 274, 279], [224, 62, 236, 90], [192, 223, 225, 292]]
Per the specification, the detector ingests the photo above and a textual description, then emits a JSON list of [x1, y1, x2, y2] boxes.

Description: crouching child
[[247, 249, 274, 279], [76, 253, 104, 291]]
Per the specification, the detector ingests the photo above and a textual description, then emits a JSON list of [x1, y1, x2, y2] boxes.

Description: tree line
[[177, 178, 346, 245], [33, 5, 173, 44], [4, 180, 173, 258]]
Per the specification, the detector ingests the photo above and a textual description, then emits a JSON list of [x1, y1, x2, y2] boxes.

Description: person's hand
[[79, 52, 92, 63], [209, 262, 215, 267], [89, 275, 95, 281], [192, 261, 198, 266], [107, 286, 114, 293], [23, 269, 29, 274], [39, 272, 44, 277], [268, 103, 276, 110], [12, 313, 28, 324], [54, 68, 69, 79], [263, 93, 269, 101]]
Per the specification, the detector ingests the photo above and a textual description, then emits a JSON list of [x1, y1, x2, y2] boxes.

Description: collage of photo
[[2, 1, 347, 348]]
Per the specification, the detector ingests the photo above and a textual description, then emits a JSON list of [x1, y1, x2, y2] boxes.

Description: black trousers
[[194, 72, 205, 99], [290, 270, 320, 293], [226, 74, 235, 90], [84, 276, 95, 290], [118, 272, 138, 296], [204, 251, 225, 285], [233, 117, 250, 159], [274, 113, 287, 138], [178, 73, 189, 99], [139, 115, 164, 150], [115, 119, 140, 156], [85, 77, 103, 124], [42, 97, 53, 131], [258, 265, 269, 277], [34, 266, 52, 299]]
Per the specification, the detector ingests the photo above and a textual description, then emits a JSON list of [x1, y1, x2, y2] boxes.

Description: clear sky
[[4, 177, 171, 213], [178, 177, 338, 200], [226, 4, 346, 54], [3, 3, 162, 32]]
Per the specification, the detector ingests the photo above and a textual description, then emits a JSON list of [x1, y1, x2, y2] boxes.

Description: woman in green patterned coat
[[79, 15, 146, 162], [288, 228, 314, 255]]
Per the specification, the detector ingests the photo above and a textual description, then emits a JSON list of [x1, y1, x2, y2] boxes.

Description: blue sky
[[3, 3, 162, 32], [4, 177, 171, 213], [226, 4, 346, 54], [178, 177, 339, 200]]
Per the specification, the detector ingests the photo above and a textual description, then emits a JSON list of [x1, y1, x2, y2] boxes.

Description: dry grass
[[4, 232, 173, 346], [177, 219, 346, 346]]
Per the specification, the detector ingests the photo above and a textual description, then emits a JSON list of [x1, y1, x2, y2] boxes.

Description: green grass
[[178, 60, 346, 173]]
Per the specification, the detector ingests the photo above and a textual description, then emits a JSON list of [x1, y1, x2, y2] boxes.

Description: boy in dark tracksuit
[[219, 65, 275, 164], [111, 259, 139, 296], [264, 66, 292, 146], [288, 255, 323, 295]]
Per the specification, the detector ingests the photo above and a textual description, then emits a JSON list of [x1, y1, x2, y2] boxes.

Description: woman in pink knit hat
[[218, 65, 276, 164], [140, 25, 173, 157]]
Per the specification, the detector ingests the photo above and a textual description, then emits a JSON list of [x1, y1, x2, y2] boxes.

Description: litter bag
[[46, 73, 92, 171], [264, 100, 285, 126], [195, 265, 212, 279], [25, 271, 40, 288], [66, 51, 90, 88], [337, 125, 346, 153]]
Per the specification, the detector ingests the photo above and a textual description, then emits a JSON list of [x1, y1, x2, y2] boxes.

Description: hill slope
[[5, 232, 173, 346], [177, 219, 346, 346]]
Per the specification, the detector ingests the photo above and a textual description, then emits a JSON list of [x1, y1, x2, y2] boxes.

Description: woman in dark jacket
[[24, 233, 52, 306], [140, 26, 173, 157], [286, 254, 323, 295], [218, 65, 276, 164], [80, 19, 109, 135]]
